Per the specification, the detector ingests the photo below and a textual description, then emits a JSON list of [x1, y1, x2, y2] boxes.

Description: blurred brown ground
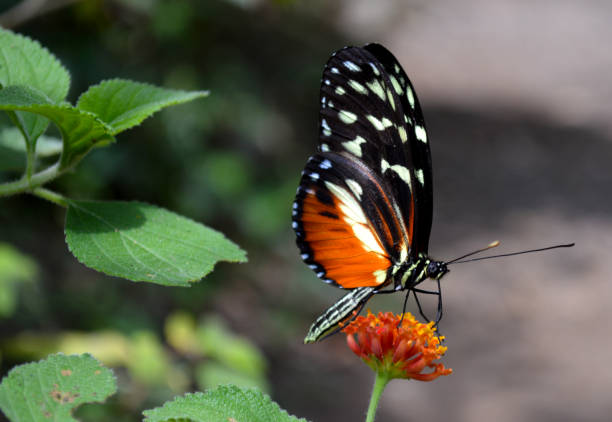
[[277, 1, 611, 421]]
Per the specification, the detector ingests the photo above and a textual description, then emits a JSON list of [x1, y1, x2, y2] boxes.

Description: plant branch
[[0, 0, 84, 29], [0, 162, 61, 197], [32, 187, 68, 207]]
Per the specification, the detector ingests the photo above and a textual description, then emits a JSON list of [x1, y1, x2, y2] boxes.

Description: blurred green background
[[1, 1, 611, 421]]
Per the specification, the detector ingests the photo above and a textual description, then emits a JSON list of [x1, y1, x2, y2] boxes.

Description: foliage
[[0, 27, 246, 285], [0, 353, 116, 422], [142, 385, 308, 422]]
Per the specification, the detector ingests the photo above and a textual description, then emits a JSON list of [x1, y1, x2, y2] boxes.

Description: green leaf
[[197, 316, 266, 377], [0, 85, 115, 169], [64, 200, 247, 286], [76, 79, 208, 134], [143, 385, 307, 422], [0, 28, 70, 101], [0, 353, 117, 422], [0, 28, 70, 147]]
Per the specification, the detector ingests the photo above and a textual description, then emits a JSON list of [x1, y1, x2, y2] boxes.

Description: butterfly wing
[[363, 43, 433, 254], [293, 153, 399, 288], [293, 44, 433, 291], [318, 44, 433, 255]]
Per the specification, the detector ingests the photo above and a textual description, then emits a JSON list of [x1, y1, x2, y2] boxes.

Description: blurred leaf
[[2, 331, 130, 366], [196, 361, 269, 393], [0, 28, 70, 147], [0, 85, 115, 169], [197, 316, 266, 377], [142, 385, 307, 422], [0, 353, 116, 422], [243, 179, 297, 239], [126, 331, 169, 386], [152, 2, 194, 40], [64, 200, 247, 286], [76, 79, 208, 135], [165, 311, 200, 355], [201, 151, 250, 197], [0, 243, 37, 318]]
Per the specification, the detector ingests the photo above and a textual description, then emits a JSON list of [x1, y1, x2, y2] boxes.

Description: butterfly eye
[[427, 261, 438, 276]]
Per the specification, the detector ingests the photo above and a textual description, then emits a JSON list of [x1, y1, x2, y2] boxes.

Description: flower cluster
[[342, 311, 452, 381]]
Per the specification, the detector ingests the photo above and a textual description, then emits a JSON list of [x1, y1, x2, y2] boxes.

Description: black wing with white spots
[[317, 43, 433, 255]]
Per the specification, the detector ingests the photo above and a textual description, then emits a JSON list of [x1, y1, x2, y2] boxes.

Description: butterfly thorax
[[392, 253, 448, 290]]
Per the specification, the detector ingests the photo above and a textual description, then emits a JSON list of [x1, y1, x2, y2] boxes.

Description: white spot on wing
[[406, 86, 415, 108], [366, 115, 393, 131], [338, 110, 357, 124], [415, 125, 427, 143], [366, 79, 385, 101], [342, 135, 367, 157], [331, 67, 340, 74], [381, 161, 412, 188], [369, 62, 380, 75], [373, 269, 387, 284], [343, 60, 360, 72], [389, 75, 402, 95], [390, 165, 411, 186], [335, 86, 346, 95], [398, 126, 408, 143], [310, 172, 319, 181], [325, 181, 366, 224], [346, 179, 363, 200], [320, 143, 330, 152], [292, 221, 298, 229], [348, 80, 368, 95], [415, 168, 425, 185], [322, 119, 332, 136], [320, 159, 332, 169], [381, 158, 390, 173]]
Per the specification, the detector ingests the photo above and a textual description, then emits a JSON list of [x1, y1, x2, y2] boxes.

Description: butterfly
[[292, 44, 575, 343], [291, 43, 449, 343]]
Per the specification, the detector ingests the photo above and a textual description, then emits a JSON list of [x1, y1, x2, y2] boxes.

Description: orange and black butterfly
[[292, 44, 574, 343], [292, 44, 449, 342]]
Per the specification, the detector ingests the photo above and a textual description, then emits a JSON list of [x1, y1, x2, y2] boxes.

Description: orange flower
[[342, 311, 452, 381]]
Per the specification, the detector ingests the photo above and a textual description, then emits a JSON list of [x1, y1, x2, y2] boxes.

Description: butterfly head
[[426, 260, 448, 280]]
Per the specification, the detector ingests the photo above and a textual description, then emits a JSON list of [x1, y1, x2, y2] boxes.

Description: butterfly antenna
[[446, 240, 501, 264], [449, 243, 575, 265]]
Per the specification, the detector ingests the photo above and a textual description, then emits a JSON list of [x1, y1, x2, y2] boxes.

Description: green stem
[[0, 162, 62, 197], [32, 187, 68, 208], [365, 371, 391, 422]]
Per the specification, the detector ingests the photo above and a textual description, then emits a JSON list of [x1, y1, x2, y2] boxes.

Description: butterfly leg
[[396, 289, 412, 328], [411, 287, 431, 323]]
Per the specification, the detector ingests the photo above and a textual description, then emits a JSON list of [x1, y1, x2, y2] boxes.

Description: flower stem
[[365, 371, 391, 422]]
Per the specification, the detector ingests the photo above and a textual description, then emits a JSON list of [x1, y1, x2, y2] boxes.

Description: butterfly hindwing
[[293, 152, 411, 288]]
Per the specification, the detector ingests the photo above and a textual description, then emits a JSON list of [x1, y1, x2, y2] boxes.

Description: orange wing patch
[[300, 183, 391, 288]]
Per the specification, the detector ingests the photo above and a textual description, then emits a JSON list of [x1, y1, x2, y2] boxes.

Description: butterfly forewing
[[363, 44, 433, 253]]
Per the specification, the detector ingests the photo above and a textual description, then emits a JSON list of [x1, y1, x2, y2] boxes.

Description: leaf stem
[[32, 187, 68, 207], [365, 371, 391, 422], [0, 162, 61, 197]]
